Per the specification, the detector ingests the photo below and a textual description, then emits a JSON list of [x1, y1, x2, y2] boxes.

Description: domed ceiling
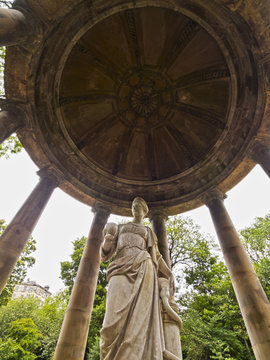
[[59, 7, 229, 181], [5, 0, 263, 215]]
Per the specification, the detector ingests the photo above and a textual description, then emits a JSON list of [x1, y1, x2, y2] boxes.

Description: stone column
[[149, 210, 171, 268], [0, 167, 59, 293], [204, 190, 270, 360], [0, 8, 31, 46], [249, 141, 270, 177], [54, 204, 110, 360], [0, 110, 23, 144]]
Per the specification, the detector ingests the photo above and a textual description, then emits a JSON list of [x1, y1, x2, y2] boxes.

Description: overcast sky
[[0, 149, 269, 293]]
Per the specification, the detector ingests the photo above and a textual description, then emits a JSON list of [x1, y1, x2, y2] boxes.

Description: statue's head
[[132, 197, 149, 218]]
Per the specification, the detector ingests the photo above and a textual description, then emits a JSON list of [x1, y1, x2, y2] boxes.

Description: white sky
[[0, 149, 269, 293]]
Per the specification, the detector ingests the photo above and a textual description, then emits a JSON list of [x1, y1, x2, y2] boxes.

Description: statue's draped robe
[[100, 222, 169, 360]]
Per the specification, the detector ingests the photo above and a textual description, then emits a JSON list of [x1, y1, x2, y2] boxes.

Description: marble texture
[[100, 198, 172, 359]]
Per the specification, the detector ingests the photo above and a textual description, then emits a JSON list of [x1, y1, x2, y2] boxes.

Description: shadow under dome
[[59, 7, 230, 182]]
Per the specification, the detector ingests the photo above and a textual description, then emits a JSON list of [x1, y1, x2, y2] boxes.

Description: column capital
[[148, 209, 168, 222], [92, 202, 111, 218], [201, 189, 227, 207], [37, 166, 63, 187]]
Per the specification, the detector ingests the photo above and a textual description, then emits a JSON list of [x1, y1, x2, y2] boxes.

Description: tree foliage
[[241, 214, 270, 299], [0, 295, 67, 360], [177, 214, 270, 359], [0, 135, 23, 159], [163, 215, 253, 359]]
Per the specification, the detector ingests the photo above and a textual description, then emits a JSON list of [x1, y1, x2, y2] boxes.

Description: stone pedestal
[[205, 190, 270, 360], [0, 168, 58, 293], [54, 204, 110, 360]]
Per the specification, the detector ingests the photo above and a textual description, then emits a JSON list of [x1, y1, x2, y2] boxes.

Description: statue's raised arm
[[101, 222, 118, 262]]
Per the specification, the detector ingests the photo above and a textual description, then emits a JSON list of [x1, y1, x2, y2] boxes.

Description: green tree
[[0, 318, 42, 360], [0, 295, 67, 360], [241, 214, 270, 299], [165, 215, 254, 359], [0, 220, 36, 305], [33, 294, 67, 360]]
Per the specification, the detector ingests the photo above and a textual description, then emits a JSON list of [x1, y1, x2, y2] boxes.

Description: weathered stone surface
[[4, 0, 269, 215], [100, 198, 179, 359]]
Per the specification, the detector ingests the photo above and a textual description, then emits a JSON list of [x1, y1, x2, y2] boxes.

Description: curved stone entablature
[[4, 0, 268, 215]]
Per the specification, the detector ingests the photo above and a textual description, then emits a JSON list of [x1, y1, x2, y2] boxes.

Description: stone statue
[[100, 197, 182, 360]]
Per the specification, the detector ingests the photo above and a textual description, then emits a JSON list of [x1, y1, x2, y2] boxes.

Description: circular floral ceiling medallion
[[117, 69, 174, 130]]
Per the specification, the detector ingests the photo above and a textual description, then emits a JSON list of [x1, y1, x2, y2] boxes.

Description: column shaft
[[207, 196, 270, 359], [0, 8, 29, 46], [54, 206, 110, 360], [0, 110, 22, 144], [150, 212, 171, 268], [0, 172, 58, 293]]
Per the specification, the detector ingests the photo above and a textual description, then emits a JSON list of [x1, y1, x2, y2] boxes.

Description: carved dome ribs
[[111, 126, 138, 176], [173, 65, 230, 89], [75, 42, 124, 82], [157, 19, 200, 72], [123, 10, 142, 68], [76, 114, 117, 151], [59, 94, 116, 106], [174, 103, 226, 130], [59, 6, 230, 182], [165, 123, 198, 164]]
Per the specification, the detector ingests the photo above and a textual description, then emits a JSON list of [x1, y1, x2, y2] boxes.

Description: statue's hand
[[103, 222, 118, 238], [101, 222, 118, 260], [104, 234, 114, 241]]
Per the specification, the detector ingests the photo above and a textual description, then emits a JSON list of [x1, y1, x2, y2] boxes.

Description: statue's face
[[132, 200, 146, 219]]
